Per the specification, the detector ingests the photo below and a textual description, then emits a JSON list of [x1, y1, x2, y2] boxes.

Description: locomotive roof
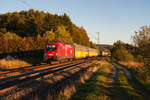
[[47, 43, 73, 47]]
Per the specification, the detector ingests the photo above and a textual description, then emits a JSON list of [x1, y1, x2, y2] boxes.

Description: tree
[[1, 32, 21, 39], [0, 9, 93, 46], [0, 32, 3, 38], [55, 25, 73, 44], [132, 26, 150, 66], [43, 30, 55, 42], [110, 40, 134, 61], [0, 9, 98, 56], [132, 26, 150, 57], [71, 24, 90, 46], [0, 28, 7, 33]]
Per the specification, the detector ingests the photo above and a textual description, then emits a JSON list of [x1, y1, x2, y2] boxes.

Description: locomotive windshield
[[46, 45, 57, 51]]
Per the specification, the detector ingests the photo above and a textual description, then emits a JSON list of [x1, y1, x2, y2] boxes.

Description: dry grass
[[0, 59, 32, 70], [119, 61, 144, 69]]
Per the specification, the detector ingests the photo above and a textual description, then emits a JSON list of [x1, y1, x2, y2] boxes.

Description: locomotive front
[[43, 43, 58, 63]]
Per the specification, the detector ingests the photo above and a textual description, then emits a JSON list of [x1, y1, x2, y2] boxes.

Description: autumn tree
[[0, 28, 7, 33], [55, 25, 73, 44], [43, 30, 55, 42], [0, 9, 97, 57], [0, 32, 3, 38], [1, 32, 21, 39], [0, 9, 94, 46], [71, 24, 90, 46]]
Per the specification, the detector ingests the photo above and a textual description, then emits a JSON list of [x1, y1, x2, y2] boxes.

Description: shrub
[[111, 41, 134, 61]]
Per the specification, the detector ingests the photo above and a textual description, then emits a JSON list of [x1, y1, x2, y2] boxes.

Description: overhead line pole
[[97, 32, 100, 44]]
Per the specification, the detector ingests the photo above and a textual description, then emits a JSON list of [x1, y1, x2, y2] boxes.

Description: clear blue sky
[[0, 0, 150, 44]]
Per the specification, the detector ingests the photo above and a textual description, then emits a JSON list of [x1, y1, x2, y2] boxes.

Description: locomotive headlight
[[56, 53, 58, 56]]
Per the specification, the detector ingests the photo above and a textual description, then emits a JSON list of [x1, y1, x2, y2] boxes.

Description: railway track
[[0, 59, 86, 88], [0, 62, 68, 78], [0, 57, 101, 100], [0, 59, 87, 79]]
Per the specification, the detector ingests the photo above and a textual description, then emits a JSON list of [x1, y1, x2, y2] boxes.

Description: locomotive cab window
[[46, 45, 57, 51]]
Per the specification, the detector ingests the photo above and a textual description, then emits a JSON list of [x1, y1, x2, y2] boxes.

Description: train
[[99, 50, 110, 57], [43, 42, 99, 63]]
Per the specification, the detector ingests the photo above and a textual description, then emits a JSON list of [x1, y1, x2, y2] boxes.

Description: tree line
[[0, 9, 97, 57], [110, 26, 150, 66]]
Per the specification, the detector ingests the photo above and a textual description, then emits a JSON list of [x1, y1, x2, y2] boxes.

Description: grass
[[0, 59, 32, 70], [113, 63, 143, 100], [132, 71, 150, 94], [70, 61, 113, 100], [118, 61, 150, 94]]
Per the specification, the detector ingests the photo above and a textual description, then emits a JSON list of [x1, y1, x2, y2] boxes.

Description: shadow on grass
[[70, 67, 111, 100]]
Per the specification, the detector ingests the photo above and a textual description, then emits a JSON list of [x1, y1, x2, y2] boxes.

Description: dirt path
[[120, 66, 150, 100], [109, 65, 128, 100]]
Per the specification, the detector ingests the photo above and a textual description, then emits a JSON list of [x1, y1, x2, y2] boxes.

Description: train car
[[73, 43, 89, 59], [73, 43, 99, 59], [99, 50, 109, 56], [43, 43, 74, 63], [88, 48, 99, 57]]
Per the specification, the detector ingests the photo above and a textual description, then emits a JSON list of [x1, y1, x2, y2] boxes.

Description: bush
[[111, 41, 134, 61]]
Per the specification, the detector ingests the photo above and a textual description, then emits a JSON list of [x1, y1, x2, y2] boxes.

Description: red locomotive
[[43, 43, 74, 63]]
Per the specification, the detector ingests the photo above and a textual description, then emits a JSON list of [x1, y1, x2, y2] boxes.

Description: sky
[[0, 0, 150, 44]]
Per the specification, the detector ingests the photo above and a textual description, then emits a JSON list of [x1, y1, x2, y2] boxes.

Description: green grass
[[118, 62, 150, 95], [70, 63, 112, 100], [135, 75, 150, 93], [129, 69, 150, 94], [113, 63, 143, 100]]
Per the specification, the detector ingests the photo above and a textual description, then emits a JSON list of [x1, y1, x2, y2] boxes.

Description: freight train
[[43, 43, 99, 63]]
